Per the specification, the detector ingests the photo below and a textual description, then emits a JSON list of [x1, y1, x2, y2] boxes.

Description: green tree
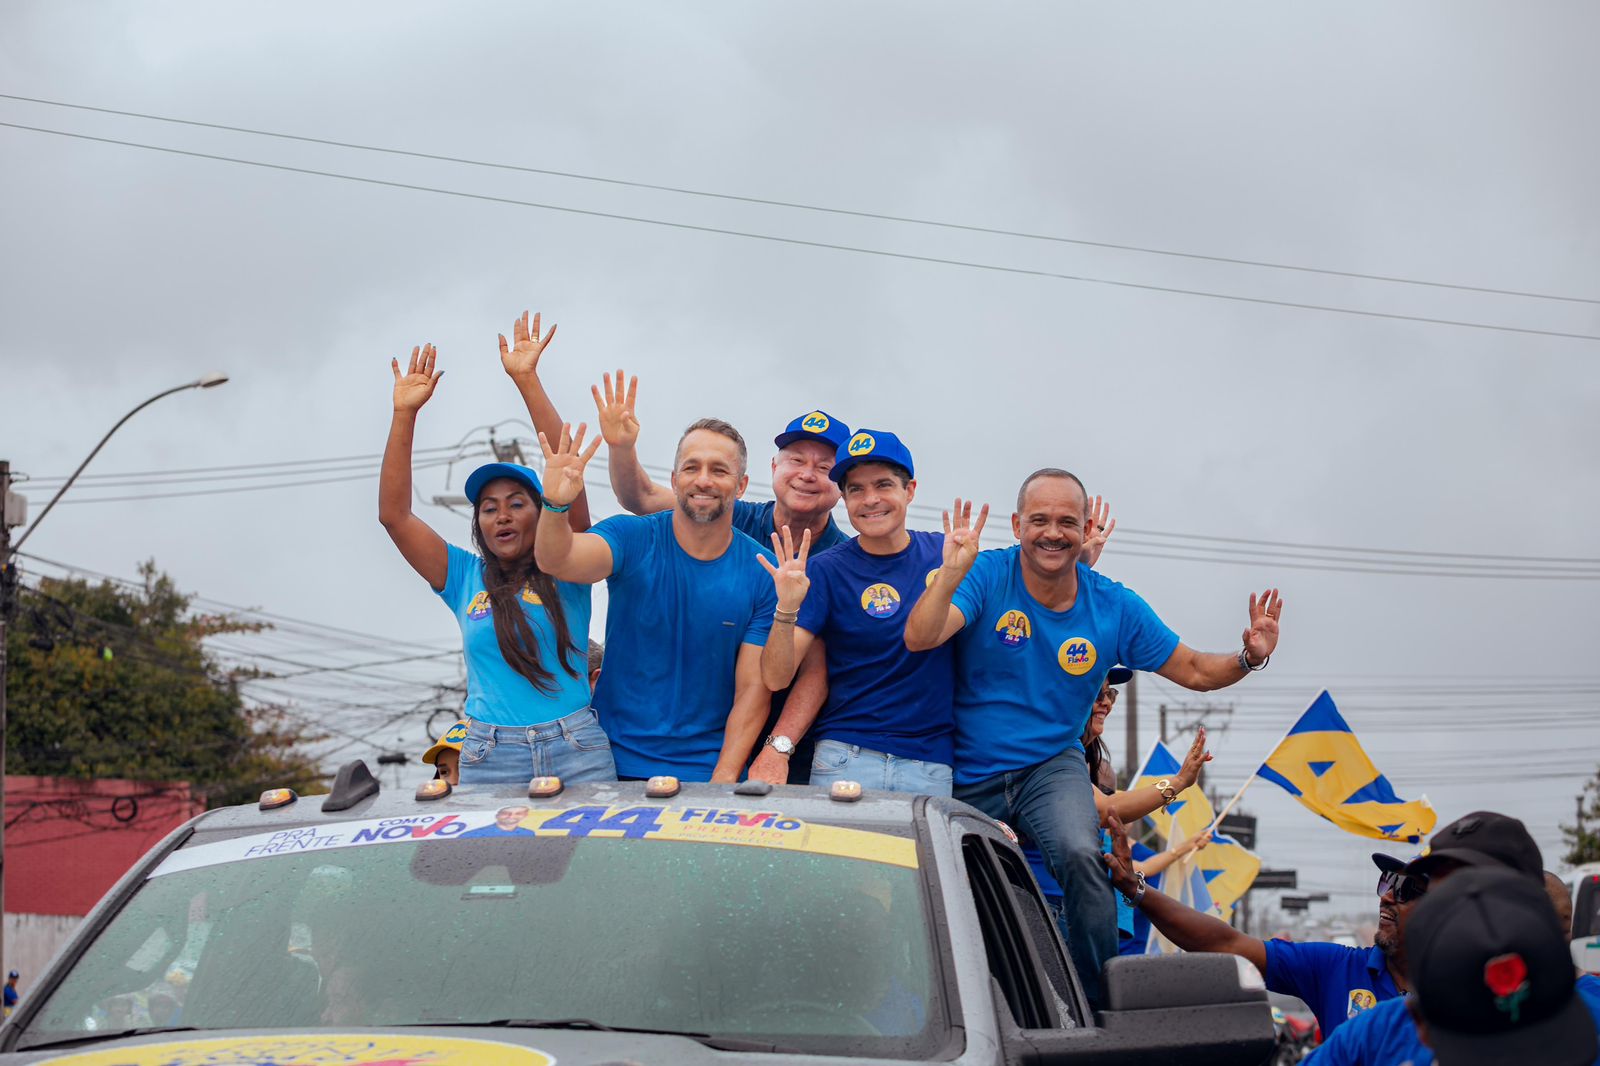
[[1561, 769, 1600, 866], [5, 561, 325, 807]]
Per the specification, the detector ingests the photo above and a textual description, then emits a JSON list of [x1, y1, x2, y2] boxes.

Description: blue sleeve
[[1308, 1004, 1368, 1066], [744, 548, 779, 647], [592, 514, 646, 579], [436, 544, 478, 610], [1262, 938, 1327, 1004], [950, 549, 1001, 629], [1113, 581, 1181, 672]]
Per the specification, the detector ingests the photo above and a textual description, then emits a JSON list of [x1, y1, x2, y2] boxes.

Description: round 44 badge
[[860, 583, 902, 618], [1057, 636, 1097, 675], [995, 610, 1031, 648]]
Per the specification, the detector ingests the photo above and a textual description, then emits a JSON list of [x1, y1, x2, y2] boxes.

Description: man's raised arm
[[533, 423, 615, 584], [592, 370, 675, 515], [1155, 589, 1283, 692], [1102, 812, 1267, 974], [756, 525, 814, 691], [904, 498, 987, 652]]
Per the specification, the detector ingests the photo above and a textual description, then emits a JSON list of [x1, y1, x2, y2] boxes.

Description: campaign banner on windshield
[[36, 1034, 553, 1065], [151, 803, 917, 878]]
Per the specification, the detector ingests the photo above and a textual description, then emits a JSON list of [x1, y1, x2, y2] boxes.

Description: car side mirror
[[1574, 935, 1600, 977], [1015, 953, 1275, 1066]]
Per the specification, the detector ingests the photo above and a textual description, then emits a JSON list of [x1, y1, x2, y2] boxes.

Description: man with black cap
[[1306, 810, 1600, 1066], [1403, 867, 1599, 1066]]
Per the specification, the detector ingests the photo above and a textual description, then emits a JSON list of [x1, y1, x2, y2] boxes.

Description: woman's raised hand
[[537, 422, 602, 507], [499, 310, 557, 381], [392, 344, 443, 413]]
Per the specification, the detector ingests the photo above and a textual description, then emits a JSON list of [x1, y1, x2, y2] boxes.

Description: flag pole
[[1205, 689, 1328, 834]]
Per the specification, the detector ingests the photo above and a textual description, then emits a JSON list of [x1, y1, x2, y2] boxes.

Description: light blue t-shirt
[[592, 511, 778, 780], [796, 530, 954, 765], [950, 551, 1180, 785], [436, 544, 592, 727], [1313, 974, 1600, 1066], [733, 499, 851, 555]]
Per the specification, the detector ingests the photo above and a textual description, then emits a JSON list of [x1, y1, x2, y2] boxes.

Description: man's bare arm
[[1156, 589, 1283, 691], [713, 643, 773, 783]]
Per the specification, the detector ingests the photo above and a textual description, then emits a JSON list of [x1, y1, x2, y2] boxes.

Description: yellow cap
[[422, 721, 470, 765]]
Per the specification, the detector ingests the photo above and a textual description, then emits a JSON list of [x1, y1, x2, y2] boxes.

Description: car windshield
[[19, 803, 942, 1058]]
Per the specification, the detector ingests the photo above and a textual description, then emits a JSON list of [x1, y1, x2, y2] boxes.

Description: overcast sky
[[4, 1, 1598, 918]]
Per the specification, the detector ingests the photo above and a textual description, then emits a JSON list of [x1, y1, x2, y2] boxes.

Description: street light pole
[[0, 373, 227, 975]]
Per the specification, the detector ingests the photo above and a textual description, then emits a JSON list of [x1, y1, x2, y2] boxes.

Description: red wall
[[4, 776, 204, 917]]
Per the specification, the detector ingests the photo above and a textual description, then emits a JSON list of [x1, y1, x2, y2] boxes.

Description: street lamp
[[0, 373, 228, 973]]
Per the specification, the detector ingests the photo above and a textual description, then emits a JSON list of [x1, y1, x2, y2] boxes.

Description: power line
[[5, 119, 1599, 345], [19, 444, 466, 486], [50, 454, 483, 505], [4, 92, 1593, 307]]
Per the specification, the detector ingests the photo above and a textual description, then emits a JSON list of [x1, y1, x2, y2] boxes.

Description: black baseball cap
[[1106, 666, 1133, 685], [1405, 867, 1597, 1066], [1406, 811, 1543, 880]]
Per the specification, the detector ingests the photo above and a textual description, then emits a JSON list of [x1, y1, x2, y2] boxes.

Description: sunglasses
[[1377, 869, 1429, 904]]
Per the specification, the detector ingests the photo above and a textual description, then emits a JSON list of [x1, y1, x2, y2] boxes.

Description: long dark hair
[[468, 497, 580, 695], [1084, 734, 1114, 796]]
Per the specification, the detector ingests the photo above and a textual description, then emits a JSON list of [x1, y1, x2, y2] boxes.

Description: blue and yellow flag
[[1257, 690, 1436, 843], [1132, 740, 1261, 921]]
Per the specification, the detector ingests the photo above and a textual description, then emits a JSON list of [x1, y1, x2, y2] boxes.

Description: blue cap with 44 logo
[[774, 410, 851, 452], [830, 429, 915, 484]]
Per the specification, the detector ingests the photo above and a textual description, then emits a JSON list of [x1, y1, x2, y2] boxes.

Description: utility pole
[[0, 459, 21, 973], [1122, 673, 1140, 786]]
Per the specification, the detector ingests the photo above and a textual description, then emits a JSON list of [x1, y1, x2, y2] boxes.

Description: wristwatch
[[764, 734, 796, 757], [1120, 870, 1147, 908]]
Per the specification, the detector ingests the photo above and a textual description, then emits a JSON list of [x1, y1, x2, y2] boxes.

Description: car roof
[[187, 777, 956, 836]]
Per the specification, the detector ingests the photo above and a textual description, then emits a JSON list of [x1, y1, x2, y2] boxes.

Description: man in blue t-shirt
[[534, 419, 778, 782], [592, 374, 853, 783], [752, 430, 954, 792], [904, 467, 1284, 1008], [1302, 810, 1598, 1066]]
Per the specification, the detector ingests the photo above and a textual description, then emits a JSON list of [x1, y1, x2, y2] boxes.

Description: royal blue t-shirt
[[949, 552, 1180, 785], [592, 511, 777, 780], [1313, 974, 1600, 1066], [795, 530, 954, 765], [436, 544, 592, 727], [733, 499, 851, 555], [1262, 939, 1400, 1037]]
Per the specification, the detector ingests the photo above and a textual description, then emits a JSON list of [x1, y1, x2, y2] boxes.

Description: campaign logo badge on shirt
[[466, 591, 492, 620], [860, 583, 902, 618], [925, 568, 940, 588], [995, 610, 1031, 648], [1347, 988, 1378, 1018], [1058, 637, 1097, 675], [800, 411, 831, 433], [520, 586, 543, 606]]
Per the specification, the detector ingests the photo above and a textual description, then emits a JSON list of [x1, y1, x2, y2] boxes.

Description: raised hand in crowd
[[391, 343, 443, 413], [1175, 726, 1213, 792], [591, 369, 641, 449], [941, 497, 990, 576], [537, 422, 603, 508], [1243, 588, 1284, 667], [1082, 494, 1116, 567], [498, 310, 557, 381], [756, 524, 813, 614]]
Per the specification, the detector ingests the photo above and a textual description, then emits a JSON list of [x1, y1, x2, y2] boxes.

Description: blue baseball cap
[[464, 463, 544, 504], [830, 429, 915, 484], [774, 410, 851, 453]]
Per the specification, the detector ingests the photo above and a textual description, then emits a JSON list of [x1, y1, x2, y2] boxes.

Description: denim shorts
[[457, 708, 616, 786], [809, 738, 953, 797]]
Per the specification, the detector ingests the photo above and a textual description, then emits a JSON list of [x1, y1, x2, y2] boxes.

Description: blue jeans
[[457, 708, 617, 786], [810, 739, 953, 797], [956, 747, 1115, 1009]]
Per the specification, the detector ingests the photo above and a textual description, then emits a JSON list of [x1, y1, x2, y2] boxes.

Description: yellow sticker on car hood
[[40, 1033, 553, 1065]]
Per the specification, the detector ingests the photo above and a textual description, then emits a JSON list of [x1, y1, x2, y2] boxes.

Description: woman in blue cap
[[378, 313, 614, 785]]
